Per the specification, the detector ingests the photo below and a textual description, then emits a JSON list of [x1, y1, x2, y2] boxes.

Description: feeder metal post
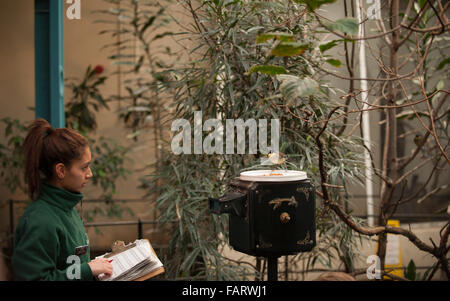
[[267, 256, 278, 281]]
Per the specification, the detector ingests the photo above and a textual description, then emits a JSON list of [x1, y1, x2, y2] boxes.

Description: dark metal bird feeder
[[209, 170, 316, 281]]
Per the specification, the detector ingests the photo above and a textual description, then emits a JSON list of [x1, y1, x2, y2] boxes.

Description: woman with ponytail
[[12, 119, 113, 281]]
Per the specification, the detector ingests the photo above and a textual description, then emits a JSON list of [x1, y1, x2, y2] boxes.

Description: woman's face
[[57, 146, 93, 193]]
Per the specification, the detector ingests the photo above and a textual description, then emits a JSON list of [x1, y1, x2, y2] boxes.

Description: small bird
[[111, 241, 126, 253], [414, 134, 423, 147], [260, 152, 288, 170]]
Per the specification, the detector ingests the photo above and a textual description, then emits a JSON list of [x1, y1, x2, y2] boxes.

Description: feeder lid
[[239, 170, 308, 182]]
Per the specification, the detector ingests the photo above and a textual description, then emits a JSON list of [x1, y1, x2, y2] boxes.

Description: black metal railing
[[7, 197, 449, 247], [6, 198, 178, 254]]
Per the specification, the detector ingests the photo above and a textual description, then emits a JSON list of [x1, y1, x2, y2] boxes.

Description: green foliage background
[[99, 0, 368, 279]]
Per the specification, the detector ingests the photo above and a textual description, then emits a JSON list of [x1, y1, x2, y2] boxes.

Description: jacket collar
[[39, 182, 83, 212]]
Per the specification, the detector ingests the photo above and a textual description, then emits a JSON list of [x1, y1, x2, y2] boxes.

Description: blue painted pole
[[35, 0, 65, 128]]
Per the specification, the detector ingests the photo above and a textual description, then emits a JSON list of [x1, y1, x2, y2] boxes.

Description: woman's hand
[[88, 258, 113, 279]]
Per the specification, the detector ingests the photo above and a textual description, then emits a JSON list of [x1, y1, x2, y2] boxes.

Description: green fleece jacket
[[12, 182, 93, 281]]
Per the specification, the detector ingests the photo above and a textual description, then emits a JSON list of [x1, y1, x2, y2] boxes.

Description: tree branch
[[314, 106, 342, 202], [397, 91, 448, 170], [327, 201, 435, 254], [420, 75, 450, 164]]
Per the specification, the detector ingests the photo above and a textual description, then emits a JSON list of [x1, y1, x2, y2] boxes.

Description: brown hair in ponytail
[[22, 118, 89, 200]]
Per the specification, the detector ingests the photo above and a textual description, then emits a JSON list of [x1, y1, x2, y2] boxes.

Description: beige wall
[[0, 0, 35, 123]]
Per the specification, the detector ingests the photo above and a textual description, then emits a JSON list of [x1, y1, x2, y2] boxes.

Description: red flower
[[94, 65, 104, 74]]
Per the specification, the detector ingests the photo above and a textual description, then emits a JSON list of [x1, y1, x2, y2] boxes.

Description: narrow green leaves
[[140, 7, 165, 36], [404, 260, 417, 281], [277, 75, 320, 106], [256, 32, 296, 43], [271, 42, 309, 57], [326, 58, 342, 67], [257, 32, 308, 57], [436, 57, 450, 70], [248, 65, 288, 75], [328, 18, 359, 35], [319, 39, 340, 52], [292, 0, 337, 11], [140, 16, 156, 35]]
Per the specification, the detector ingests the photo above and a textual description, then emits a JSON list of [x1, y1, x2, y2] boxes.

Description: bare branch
[[311, 10, 403, 41], [419, 75, 450, 164], [327, 201, 435, 254], [393, 156, 435, 186], [398, 92, 448, 170], [315, 106, 342, 202], [393, 155, 443, 206], [383, 271, 410, 281]]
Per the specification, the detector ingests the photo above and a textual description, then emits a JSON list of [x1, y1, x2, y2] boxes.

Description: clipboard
[[102, 239, 164, 281], [134, 240, 164, 281]]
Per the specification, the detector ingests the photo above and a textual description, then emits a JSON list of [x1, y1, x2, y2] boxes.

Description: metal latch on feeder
[[209, 191, 246, 217]]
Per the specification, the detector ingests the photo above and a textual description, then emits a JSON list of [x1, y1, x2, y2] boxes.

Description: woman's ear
[[55, 163, 66, 180]]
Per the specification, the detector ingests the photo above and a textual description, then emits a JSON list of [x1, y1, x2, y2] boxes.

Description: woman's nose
[[86, 167, 93, 179]]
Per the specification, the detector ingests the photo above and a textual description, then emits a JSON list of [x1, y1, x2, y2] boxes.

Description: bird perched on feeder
[[260, 151, 288, 170]]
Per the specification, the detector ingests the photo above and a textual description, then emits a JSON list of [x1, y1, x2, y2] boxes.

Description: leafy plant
[[0, 118, 28, 195], [140, 150, 255, 279], [65, 65, 109, 133], [94, 0, 176, 143], [100, 0, 368, 280], [404, 259, 433, 281], [89, 136, 132, 200]]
